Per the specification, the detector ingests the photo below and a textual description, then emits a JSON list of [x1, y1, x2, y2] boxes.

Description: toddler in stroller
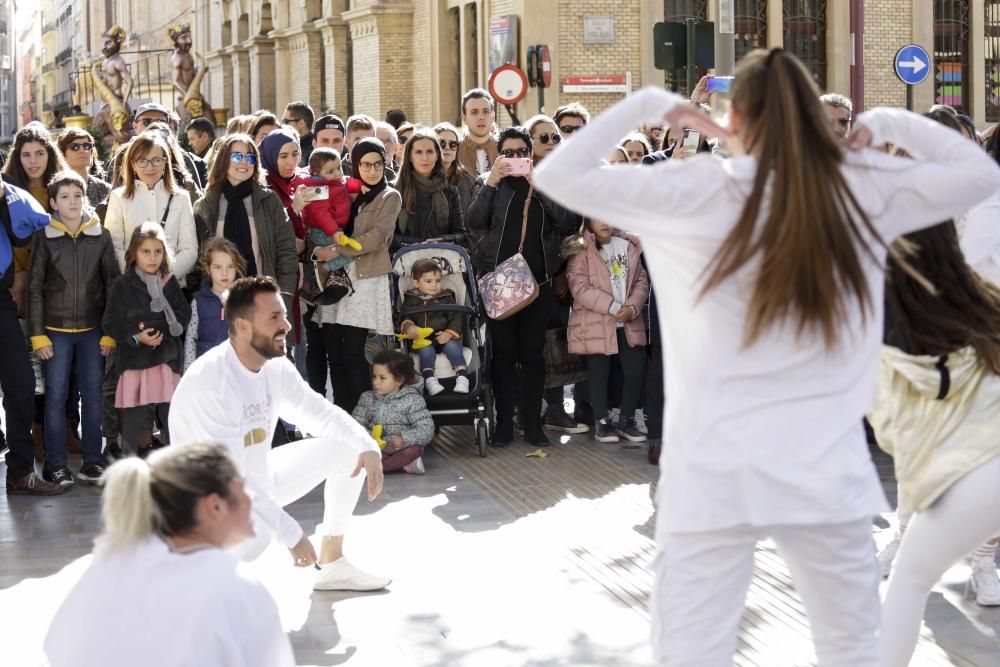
[[400, 259, 470, 396]]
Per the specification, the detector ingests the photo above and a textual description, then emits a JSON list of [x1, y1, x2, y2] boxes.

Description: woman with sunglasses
[[391, 128, 466, 253], [467, 126, 578, 446], [434, 122, 478, 214], [527, 115, 563, 164], [192, 134, 298, 311], [57, 129, 111, 209]]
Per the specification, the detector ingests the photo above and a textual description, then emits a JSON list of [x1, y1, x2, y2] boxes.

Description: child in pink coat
[[566, 219, 649, 444]]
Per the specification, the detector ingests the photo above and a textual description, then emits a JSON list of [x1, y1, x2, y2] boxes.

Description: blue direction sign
[[895, 44, 930, 85]]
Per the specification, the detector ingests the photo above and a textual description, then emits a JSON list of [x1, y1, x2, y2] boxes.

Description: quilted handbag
[[478, 185, 539, 320]]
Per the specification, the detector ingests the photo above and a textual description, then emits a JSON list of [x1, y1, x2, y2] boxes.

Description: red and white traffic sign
[[489, 65, 529, 105]]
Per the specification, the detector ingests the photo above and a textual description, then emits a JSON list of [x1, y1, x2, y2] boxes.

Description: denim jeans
[[43, 328, 105, 466], [417, 339, 466, 374]]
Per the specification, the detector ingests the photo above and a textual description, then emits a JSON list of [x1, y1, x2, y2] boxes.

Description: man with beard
[[169, 277, 390, 591], [457, 88, 499, 176], [99, 26, 132, 105]]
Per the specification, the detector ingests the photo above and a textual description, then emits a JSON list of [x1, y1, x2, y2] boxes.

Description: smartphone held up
[[502, 157, 533, 176]]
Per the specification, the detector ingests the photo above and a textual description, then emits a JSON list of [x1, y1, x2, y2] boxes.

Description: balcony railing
[[71, 49, 174, 112]]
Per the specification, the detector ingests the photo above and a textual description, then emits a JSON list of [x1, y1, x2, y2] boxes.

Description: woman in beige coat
[[870, 221, 1000, 666], [566, 220, 648, 444], [312, 138, 400, 412]]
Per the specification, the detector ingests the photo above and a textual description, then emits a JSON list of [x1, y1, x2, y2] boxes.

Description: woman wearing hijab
[[312, 138, 401, 413], [255, 128, 315, 383]]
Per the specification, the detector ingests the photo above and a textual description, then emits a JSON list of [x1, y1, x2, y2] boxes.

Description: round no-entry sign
[[894, 44, 930, 86], [489, 65, 529, 105]]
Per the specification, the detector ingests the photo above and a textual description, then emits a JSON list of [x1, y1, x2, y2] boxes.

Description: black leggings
[[586, 329, 646, 424], [304, 312, 328, 396], [120, 403, 170, 456], [322, 323, 371, 413]]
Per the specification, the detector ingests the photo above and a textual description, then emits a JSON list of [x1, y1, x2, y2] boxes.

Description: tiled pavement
[[1, 425, 999, 666]]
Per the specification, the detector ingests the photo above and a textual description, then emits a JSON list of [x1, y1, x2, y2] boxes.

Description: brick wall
[[864, 1, 911, 109], [411, 0, 432, 122], [556, 0, 642, 117]]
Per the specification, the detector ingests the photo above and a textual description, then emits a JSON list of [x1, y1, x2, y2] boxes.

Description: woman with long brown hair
[[534, 48, 1000, 665], [871, 222, 1000, 665]]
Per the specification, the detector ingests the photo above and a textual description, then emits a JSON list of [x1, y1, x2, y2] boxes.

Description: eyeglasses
[[67, 142, 94, 152], [358, 160, 385, 172], [230, 152, 257, 165], [439, 140, 459, 150], [133, 157, 167, 169], [500, 148, 531, 158], [559, 124, 583, 135], [282, 117, 299, 125], [536, 132, 562, 145], [137, 116, 166, 127]]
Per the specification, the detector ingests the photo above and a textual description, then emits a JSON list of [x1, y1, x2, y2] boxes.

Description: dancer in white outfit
[[44, 442, 295, 667], [170, 276, 389, 591], [870, 221, 1000, 665], [533, 48, 1000, 666]]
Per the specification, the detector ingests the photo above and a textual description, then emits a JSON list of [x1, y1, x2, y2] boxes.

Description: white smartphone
[[682, 130, 701, 150], [309, 185, 330, 201]]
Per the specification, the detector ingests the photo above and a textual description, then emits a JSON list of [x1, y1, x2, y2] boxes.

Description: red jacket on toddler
[[291, 174, 364, 238]]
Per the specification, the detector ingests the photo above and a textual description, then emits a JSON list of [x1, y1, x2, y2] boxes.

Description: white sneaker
[[313, 557, 391, 592], [425, 377, 444, 396], [634, 409, 648, 434], [404, 456, 426, 475], [454, 375, 470, 393], [877, 536, 901, 579], [968, 560, 1000, 606]]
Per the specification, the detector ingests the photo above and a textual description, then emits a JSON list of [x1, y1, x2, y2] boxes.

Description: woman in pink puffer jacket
[[566, 220, 649, 443]]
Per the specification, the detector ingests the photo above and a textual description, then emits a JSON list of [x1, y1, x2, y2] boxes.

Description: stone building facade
[[142, 1, 1000, 129]]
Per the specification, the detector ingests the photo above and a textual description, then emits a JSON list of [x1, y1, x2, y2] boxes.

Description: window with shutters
[[934, 0, 970, 114], [783, 1, 827, 89]]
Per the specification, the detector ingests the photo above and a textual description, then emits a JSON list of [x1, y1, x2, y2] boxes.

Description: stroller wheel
[[476, 419, 489, 458]]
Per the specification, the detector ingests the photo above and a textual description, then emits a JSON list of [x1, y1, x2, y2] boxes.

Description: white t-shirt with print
[[599, 236, 630, 326]]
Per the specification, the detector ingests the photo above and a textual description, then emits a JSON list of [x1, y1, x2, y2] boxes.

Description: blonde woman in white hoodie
[[533, 48, 1000, 666], [44, 442, 295, 667], [870, 221, 1000, 666], [104, 134, 198, 284]]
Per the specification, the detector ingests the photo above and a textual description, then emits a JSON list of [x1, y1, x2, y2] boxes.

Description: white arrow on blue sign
[[894, 44, 930, 86]]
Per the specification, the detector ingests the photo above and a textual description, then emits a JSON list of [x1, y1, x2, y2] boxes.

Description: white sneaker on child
[[404, 456, 426, 475], [425, 377, 444, 396], [454, 376, 470, 393], [968, 559, 1000, 606], [313, 557, 391, 591]]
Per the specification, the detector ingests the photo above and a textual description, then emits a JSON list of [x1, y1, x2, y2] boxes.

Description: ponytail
[[97, 458, 158, 552], [95, 442, 238, 553], [701, 49, 888, 349]]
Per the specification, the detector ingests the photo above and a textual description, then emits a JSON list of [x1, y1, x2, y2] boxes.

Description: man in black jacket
[[1, 177, 65, 494]]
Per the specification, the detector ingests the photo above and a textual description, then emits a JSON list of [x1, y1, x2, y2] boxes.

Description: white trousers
[[652, 519, 880, 666], [232, 437, 366, 561], [880, 456, 1000, 667]]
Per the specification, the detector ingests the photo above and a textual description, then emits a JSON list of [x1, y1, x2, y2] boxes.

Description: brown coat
[[456, 135, 499, 177], [335, 186, 401, 280], [566, 233, 648, 355]]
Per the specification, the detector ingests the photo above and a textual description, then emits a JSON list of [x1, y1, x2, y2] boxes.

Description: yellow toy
[[396, 326, 434, 350], [371, 424, 387, 450], [335, 233, 362, 251]]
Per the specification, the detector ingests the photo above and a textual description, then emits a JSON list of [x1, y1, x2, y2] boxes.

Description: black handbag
[[543, 327, 588, 389]]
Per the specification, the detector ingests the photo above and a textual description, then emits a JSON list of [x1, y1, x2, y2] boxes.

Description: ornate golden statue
[[169, 23, 213, 122]]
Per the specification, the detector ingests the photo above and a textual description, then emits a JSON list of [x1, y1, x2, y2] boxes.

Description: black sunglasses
[[138, 116, 166, 127], [439, 140, 459, 150], [500, 148, 531, 158], [399, 134, 411, 145], [67, 142, 95, 152], [559, 124, 582, 135], [536, 132, 562, 145]]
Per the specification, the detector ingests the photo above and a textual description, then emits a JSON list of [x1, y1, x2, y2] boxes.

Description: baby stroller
[[390, 242, 494, 457]]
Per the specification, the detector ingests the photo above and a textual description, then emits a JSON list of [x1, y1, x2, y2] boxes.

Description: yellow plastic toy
[[336, 234, 363, 251], [395, 326, 434, 349], [371, 424, 387, 450]]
